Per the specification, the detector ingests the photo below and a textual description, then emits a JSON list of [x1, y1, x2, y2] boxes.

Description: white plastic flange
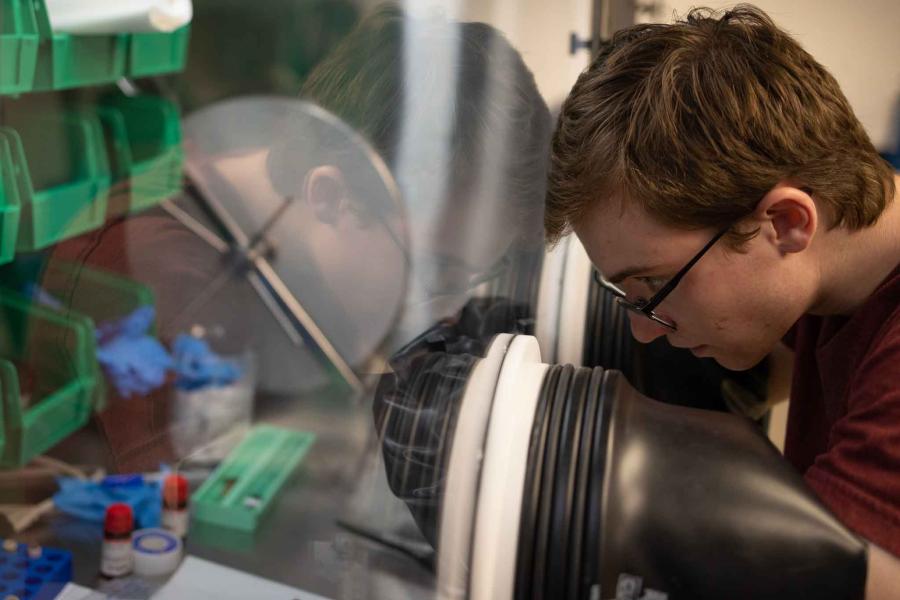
[[534, 238, 569, 363], [470, 335, 547, 600], [556, 236, 592, 366], [437, 333, 514, 599]]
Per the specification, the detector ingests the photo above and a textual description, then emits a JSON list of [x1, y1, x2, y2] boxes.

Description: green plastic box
[[129, 25, 190, 78], [40, 260, 155, 326], [0, 291, 97, 467], [30, 0, 128, 91], [0, 136, 22, 265], [192, 425, 315, 532], [0, 0, 39, 94], [36, 260, 157, 409], [97, 94, 184, 216], [0, 111, 111, 251]]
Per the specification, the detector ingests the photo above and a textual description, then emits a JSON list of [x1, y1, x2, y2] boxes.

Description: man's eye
[[637, 276, 667, 294]]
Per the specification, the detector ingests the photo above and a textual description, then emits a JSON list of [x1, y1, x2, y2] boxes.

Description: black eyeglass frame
[[593, 224, 734, 331]]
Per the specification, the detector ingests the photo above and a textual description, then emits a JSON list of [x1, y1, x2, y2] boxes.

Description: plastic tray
[[0, 111, 110, 251], [192, 425, 315, 531], [129, 25, 190, 78], [0, 541, 72, 600], [31, 0, 128, 91], [0, 136, 22, 265], [0, 0, 39, 94], [97, 94, 184, 216], [0, 291, 97, 467]]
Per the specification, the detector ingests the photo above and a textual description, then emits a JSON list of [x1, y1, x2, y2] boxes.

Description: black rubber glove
[[590, 371, 867, 599]]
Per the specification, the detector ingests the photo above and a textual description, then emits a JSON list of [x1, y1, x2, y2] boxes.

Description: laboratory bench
[[6, 385, 435, 599]]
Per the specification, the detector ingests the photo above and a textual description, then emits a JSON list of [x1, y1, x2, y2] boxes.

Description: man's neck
[[811, 174, 900, 316]]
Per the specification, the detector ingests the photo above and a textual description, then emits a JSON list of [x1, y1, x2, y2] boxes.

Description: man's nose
[[627, 312, 668, 344]]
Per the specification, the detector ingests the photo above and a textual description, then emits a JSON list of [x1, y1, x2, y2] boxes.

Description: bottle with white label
[[100, 503, 134, 578], [161, 474, 189, 538]]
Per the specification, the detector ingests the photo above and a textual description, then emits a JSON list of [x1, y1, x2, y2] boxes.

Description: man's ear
[[304, 165, 348, 225], [753, 183, 818, 255]]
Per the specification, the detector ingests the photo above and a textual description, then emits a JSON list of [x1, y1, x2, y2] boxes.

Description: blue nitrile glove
[[95, 305, 156, 342], [96, 306, 174, 398], [172, 334, 242, 391], [53, 475, 161, 529], [22, 283, 64, 311]]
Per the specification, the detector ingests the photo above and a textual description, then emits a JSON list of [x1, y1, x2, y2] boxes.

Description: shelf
[[0, 111, 111, 251]]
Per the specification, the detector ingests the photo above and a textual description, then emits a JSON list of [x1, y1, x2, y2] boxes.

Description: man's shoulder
[[795, 261, 899, 347], [859, 261, 900, 353]]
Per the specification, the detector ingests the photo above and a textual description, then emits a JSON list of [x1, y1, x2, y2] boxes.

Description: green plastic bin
[[30, 0, 127, 91], [0, 136, 22, 265], [0, 111, 111, 251], [129, 25, 190, 78], [0, 0, 39, 94], [36, 260, 157, 409], [0, 291, 97, 467], [40, 260, 155, 326], [97, 94, 184, 216]]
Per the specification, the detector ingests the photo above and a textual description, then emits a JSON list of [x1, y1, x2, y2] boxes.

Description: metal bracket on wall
[[569, 32, 603, 56]]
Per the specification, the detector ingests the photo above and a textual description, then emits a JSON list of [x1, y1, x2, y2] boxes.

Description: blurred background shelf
[[129, 25, 191, 78], [0, 112, 110, 251], [0, 0, 40, 95], [0, 291, 97, 468], [0, 134, 23, 266], [1, 0, 191, 96], [97, 93, 184, 217]]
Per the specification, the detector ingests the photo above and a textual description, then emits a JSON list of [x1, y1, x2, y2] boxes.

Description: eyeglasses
[[593, 225, 733, 331]]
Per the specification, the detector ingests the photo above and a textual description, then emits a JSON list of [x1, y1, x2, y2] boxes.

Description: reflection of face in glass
[[292, 165, 408, 337], [300, 7, 552, 347], [184, 97, 410, 392]]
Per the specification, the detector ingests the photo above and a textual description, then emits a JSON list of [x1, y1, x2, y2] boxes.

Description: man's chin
[[711, 349, 768, 372]]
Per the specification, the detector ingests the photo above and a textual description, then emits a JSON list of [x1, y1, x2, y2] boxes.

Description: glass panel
[[0, 1, 557, 596]]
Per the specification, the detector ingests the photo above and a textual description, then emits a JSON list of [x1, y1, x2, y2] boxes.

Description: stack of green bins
[[30, 0, 128, 91], [0, 260, 159, 466], [4, 0, 192, 94], [0, 111, 111, 251], [0, 291, 97, 467], [0, 135, 22, 265], [97, 94, 184, 216], [0, 0, 39, 94]]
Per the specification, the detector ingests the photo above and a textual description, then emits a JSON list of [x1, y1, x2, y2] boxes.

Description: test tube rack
[[191, 425, 315, 532], [0, 540, 72, 600]]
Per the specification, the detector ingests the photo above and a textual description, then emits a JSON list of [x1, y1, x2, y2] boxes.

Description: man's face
[[574, 200, 812, 371]]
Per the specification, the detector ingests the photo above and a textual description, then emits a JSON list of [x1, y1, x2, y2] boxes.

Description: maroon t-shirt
[[784, 262, 900, 556]]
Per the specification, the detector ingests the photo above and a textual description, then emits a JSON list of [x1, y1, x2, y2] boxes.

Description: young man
[[546, 6, 900, 598]]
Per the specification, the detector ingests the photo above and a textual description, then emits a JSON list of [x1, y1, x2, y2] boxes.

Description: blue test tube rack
[[0, 540, 72, 600]]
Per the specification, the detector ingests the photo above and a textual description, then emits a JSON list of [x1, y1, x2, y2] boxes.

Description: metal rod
[[252, 256, 363, 394], [160, 199, 230, 254], [170, 179, 363, 394]]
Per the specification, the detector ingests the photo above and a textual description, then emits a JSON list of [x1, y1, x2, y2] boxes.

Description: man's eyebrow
[[605, 265, 656, 284]]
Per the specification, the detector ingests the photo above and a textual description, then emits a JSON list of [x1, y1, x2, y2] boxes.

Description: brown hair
[[546, 4, 895, 246], [301, 5, 551, 238]]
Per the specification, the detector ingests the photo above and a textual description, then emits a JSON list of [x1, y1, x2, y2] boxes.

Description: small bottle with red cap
[[100, 503, 134, 578], [162, 474, 189, 538]]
